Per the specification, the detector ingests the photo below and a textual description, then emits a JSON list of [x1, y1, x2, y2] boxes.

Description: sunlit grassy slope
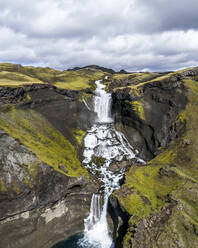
[[115, 76, 198, 247], [0, 63, 106, 90], [0, 70, 43, 87], [0, 107, 88, 178]]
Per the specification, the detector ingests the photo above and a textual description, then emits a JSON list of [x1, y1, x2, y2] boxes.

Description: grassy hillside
[[0, 63, 106, 90], [114, 69, 198, 248], [0, 106, 88, 178]]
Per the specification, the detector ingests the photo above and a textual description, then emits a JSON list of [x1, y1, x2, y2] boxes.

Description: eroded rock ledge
[[1, 64, 198, 248], [109, 67, 198, 248], [0, 81, 99, 248], [0, 128, 99, 248]]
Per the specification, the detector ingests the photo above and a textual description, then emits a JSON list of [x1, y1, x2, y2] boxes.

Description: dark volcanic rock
[[112, 76, 187, 161], [0, 130, 99, 248], [124, 201, 177, 248], [111, 67, 198, 248], [108, 196, 130, 248], [68, 65, 116, 74], [0, 83, 98, 248]]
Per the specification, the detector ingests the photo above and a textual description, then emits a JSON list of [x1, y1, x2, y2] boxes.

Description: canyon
[[0, 63, 198, 248]]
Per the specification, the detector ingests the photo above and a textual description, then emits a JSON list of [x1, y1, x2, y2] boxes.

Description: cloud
[[0, 0, 197, 71]]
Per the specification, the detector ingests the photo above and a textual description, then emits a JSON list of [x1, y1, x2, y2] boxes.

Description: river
[[53, 79, 143, 248]]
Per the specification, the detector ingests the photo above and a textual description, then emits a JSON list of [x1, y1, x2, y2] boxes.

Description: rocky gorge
[[0, 63, 198, 248]]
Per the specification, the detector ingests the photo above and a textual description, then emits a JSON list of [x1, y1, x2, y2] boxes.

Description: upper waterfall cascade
[[79, 80, 144, 248], [94, 80, 113, 124]]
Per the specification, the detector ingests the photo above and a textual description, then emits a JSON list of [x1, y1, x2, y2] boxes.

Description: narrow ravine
[[78, 79, 143, 248]]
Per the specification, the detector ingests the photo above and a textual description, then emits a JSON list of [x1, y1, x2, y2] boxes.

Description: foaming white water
[[80, 194, 112, 248], [94, 80, 113, 124], [79, 80, 144, 248], [85, 194, 101, 231]]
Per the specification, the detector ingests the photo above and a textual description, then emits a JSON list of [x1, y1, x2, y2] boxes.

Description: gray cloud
[[0, 0, 198, 71]]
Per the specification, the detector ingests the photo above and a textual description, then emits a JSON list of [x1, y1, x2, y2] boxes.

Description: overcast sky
[[0, 0, 198, 71]]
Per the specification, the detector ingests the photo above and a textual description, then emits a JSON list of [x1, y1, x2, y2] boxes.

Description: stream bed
[[53, 79, 143, 248]]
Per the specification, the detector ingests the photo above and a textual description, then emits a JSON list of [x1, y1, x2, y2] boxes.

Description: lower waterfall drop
[[80, 193, 112, 248], [79, 80, 144, 248], [85, 194, 101, 231]]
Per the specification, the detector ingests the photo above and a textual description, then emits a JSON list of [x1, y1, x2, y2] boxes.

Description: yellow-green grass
[[0, 63, 106, 90], [124, 100, 146, 121], [132, 100, 145, 121], [0, 63, 23, 72], [113, 67, 198, 99], [112, 72, 160, 81], [115, 164, 182, 224], [112, 72, 161, 93], [72, 128, 86, 146], [0, 107, 88, 178], [53, 70, 105, 90], [21, 66, 60, 83], [115, 78, 198, 229], [0, 71, 43, 87], [149, 79, 198, 182]]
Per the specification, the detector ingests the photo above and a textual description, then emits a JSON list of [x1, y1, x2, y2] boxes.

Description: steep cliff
[[1, 63, 198, 248], [0, 63, 105, 247], [110, 67, 198, 247]]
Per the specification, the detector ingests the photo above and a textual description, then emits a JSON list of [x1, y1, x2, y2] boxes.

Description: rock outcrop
[[1, 63, 198, 248], [0, 64, 102, 248], [0, 127, 98, 248], [110, 67, 198, 248]]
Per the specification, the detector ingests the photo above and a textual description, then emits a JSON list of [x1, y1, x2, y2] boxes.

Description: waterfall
[[79, 80, 144, 248], [94, 80, 113, 124], [84, 194, 101, 231]]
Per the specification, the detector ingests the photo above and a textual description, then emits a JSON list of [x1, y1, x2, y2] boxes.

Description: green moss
[[21, 66, 59, 83], [0, 104, 15, 113], [184, 78, 198, 95], [0, 63, 105, 90], [53, 70, 105, 90], [116, 76, 198, 247], [54, 79, 90, 90], [72, 128, 86, 146], [124, 99, 146, 121], [26, 93, 31, 102], [155, 197, 198, 248], [148, 147, 177, 165], [0, 71, 43, 87], [112, 72, 160, 82], [0, 108, 88, 178], [132, 100, 145, 121], [115, 164, 181, 222], [0, 63, 23, 72]]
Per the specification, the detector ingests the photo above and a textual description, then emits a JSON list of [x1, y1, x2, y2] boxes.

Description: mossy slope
[[0, 63, 106, 90], [0, 71, 43, 87], [115, 74, 198, 247], [0, 107, 88, 178]]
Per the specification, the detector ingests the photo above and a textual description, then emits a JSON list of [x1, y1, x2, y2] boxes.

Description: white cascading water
[[94, 80, 112, 124], [79, 80, 144, 248], [85, 194, 101, 231]]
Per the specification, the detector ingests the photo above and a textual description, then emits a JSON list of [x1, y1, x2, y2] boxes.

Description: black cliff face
[[112, 76, 187, 161], [0, 83, 100, 248]]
